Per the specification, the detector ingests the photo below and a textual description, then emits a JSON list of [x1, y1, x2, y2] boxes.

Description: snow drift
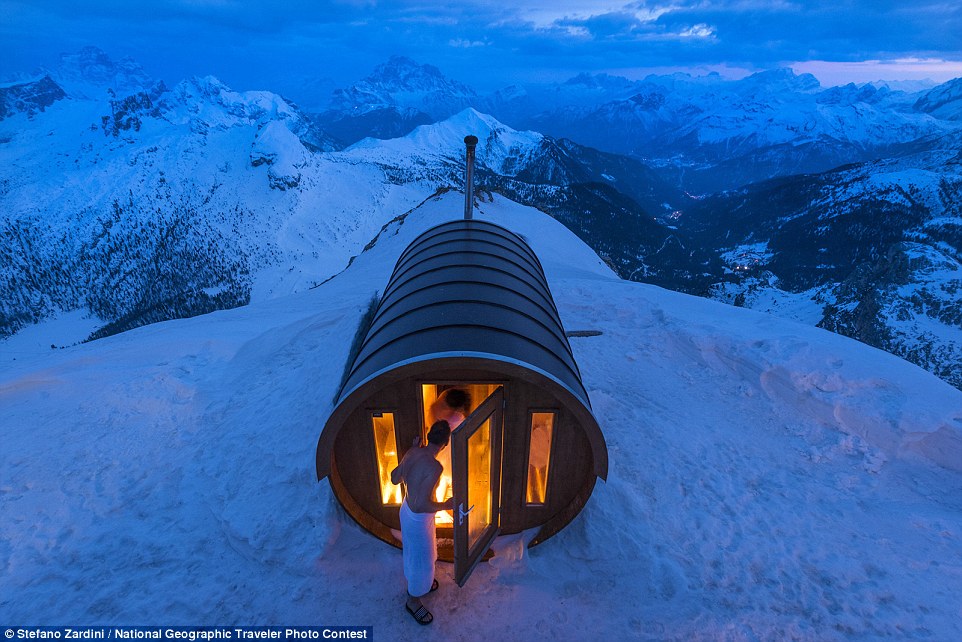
[[3, 193, 961, 640]]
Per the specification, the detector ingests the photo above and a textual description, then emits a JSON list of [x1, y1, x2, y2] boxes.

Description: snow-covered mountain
[[914, 77, 962, 121], [345, 109, 708, 288], [3, 48, 961, 394], [317, 56, 479, 145], [0, 76, 67, 119], [515, 69, 957, 193], [3, 192, 961, 637], [0, 61, 435, 341], [0, 57, 696, 345], [313, 59, 962, 193], [49, 45, 156, 100], [679, 141, 962, 389], [0, 47, 156, 125]]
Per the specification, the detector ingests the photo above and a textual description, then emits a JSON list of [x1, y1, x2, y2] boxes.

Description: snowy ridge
[[5, 57, 960, 393], [0, 76, 67, 120], [679, 138, 962, 391], [3, 47, 962, 395], [314, 60, 962, 192], [0, 69, 444, 342], [914, 77, 962, 120], [347, 108, 544, 175], [522, 68, 954, 193], [2, 193, 960, 637], [1, 60, 681, 346]]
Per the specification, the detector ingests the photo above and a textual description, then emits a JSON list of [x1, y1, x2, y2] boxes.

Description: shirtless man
[[390, 420, 454, 625]]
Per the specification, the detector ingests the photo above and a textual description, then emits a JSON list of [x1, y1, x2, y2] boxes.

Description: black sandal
[[406, 602, 433, 625]]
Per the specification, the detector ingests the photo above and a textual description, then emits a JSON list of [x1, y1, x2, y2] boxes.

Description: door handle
[[458, 503, 474, 526]]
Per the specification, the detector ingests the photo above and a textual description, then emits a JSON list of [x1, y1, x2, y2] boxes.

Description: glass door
[[451, 386, 504, 586], [420, 383, 500, 526]]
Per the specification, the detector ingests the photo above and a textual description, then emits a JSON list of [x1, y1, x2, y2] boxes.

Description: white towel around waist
[[399, 498, 437, 597]]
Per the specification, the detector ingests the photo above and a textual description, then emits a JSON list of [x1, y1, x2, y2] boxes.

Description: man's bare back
[[391, 443, 453, 514], [391, 421, 454, 624]]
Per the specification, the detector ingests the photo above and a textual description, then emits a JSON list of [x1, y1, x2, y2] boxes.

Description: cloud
[[0, 0, 959, 95], [517, 2, 674, 28], [449, 38, 489, 48], [555, 10, 650, 39], [678, 23, 715, 38]]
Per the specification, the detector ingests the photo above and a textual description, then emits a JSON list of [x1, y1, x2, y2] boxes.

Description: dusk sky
[[2, 0, 961, 98]]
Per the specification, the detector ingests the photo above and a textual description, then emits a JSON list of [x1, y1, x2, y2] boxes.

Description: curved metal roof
[[337, 219, 591, 408]]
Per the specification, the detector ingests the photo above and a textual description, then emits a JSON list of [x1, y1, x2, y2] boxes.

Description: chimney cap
[[464, 135, 479, 146]]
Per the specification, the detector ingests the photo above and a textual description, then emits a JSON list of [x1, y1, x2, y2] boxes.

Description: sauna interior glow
[[315, 218, 608, 585]]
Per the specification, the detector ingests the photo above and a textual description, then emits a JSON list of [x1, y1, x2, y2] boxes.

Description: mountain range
[[313, 55, 962, 389], [2, 47, 961, 391], [314, 56, 961, 192]]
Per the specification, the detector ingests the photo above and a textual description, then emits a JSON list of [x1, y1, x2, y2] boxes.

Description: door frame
[[451, 385, 504, 586]]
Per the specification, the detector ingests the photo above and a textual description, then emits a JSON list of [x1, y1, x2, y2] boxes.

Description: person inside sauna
[[429, 388, 471, 505]]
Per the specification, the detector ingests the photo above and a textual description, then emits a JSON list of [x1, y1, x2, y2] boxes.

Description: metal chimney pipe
[[463, 135, 478, 220]]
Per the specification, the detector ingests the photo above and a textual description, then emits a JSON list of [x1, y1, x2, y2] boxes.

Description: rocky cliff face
[[100, 82, 167, 136], [51, 45, 155, 99], [0, 76, 67, 120]]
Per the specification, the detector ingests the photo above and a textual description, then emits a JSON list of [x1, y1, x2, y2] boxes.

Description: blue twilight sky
[[2, 0, 961, 98]]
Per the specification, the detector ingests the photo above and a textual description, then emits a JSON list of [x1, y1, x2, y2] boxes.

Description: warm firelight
[[372, 413, 402, 505], [526, 412, 555, 505], [435, 473, 453, 524], [421, 382, 498, 525]]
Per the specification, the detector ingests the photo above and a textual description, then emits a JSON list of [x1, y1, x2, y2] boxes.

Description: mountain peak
[[740, 68, 821, 93], [405, 107, 529, 147], [364, 56, 475, 97], [564, 72, 636, 91], [369, 55, 441, 82], [52, 46, 154, 99], [177, 75, 231, 97], [447, 106, 505, 130], [914, 76, 962, 120], [160, 75, 333, 152], [327, 55, 478, 120], [59, 45, 113, 69], [345, 107, 544, 177], [816, 82, 885, 106]]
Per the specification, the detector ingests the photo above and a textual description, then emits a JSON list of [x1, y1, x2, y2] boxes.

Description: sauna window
[[526, 412, 555, 505], [372, 412, 402, 506]]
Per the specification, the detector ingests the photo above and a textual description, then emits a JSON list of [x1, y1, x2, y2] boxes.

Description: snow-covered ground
[[2, 193, 961, 640], [709, 279, 832, 326]]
